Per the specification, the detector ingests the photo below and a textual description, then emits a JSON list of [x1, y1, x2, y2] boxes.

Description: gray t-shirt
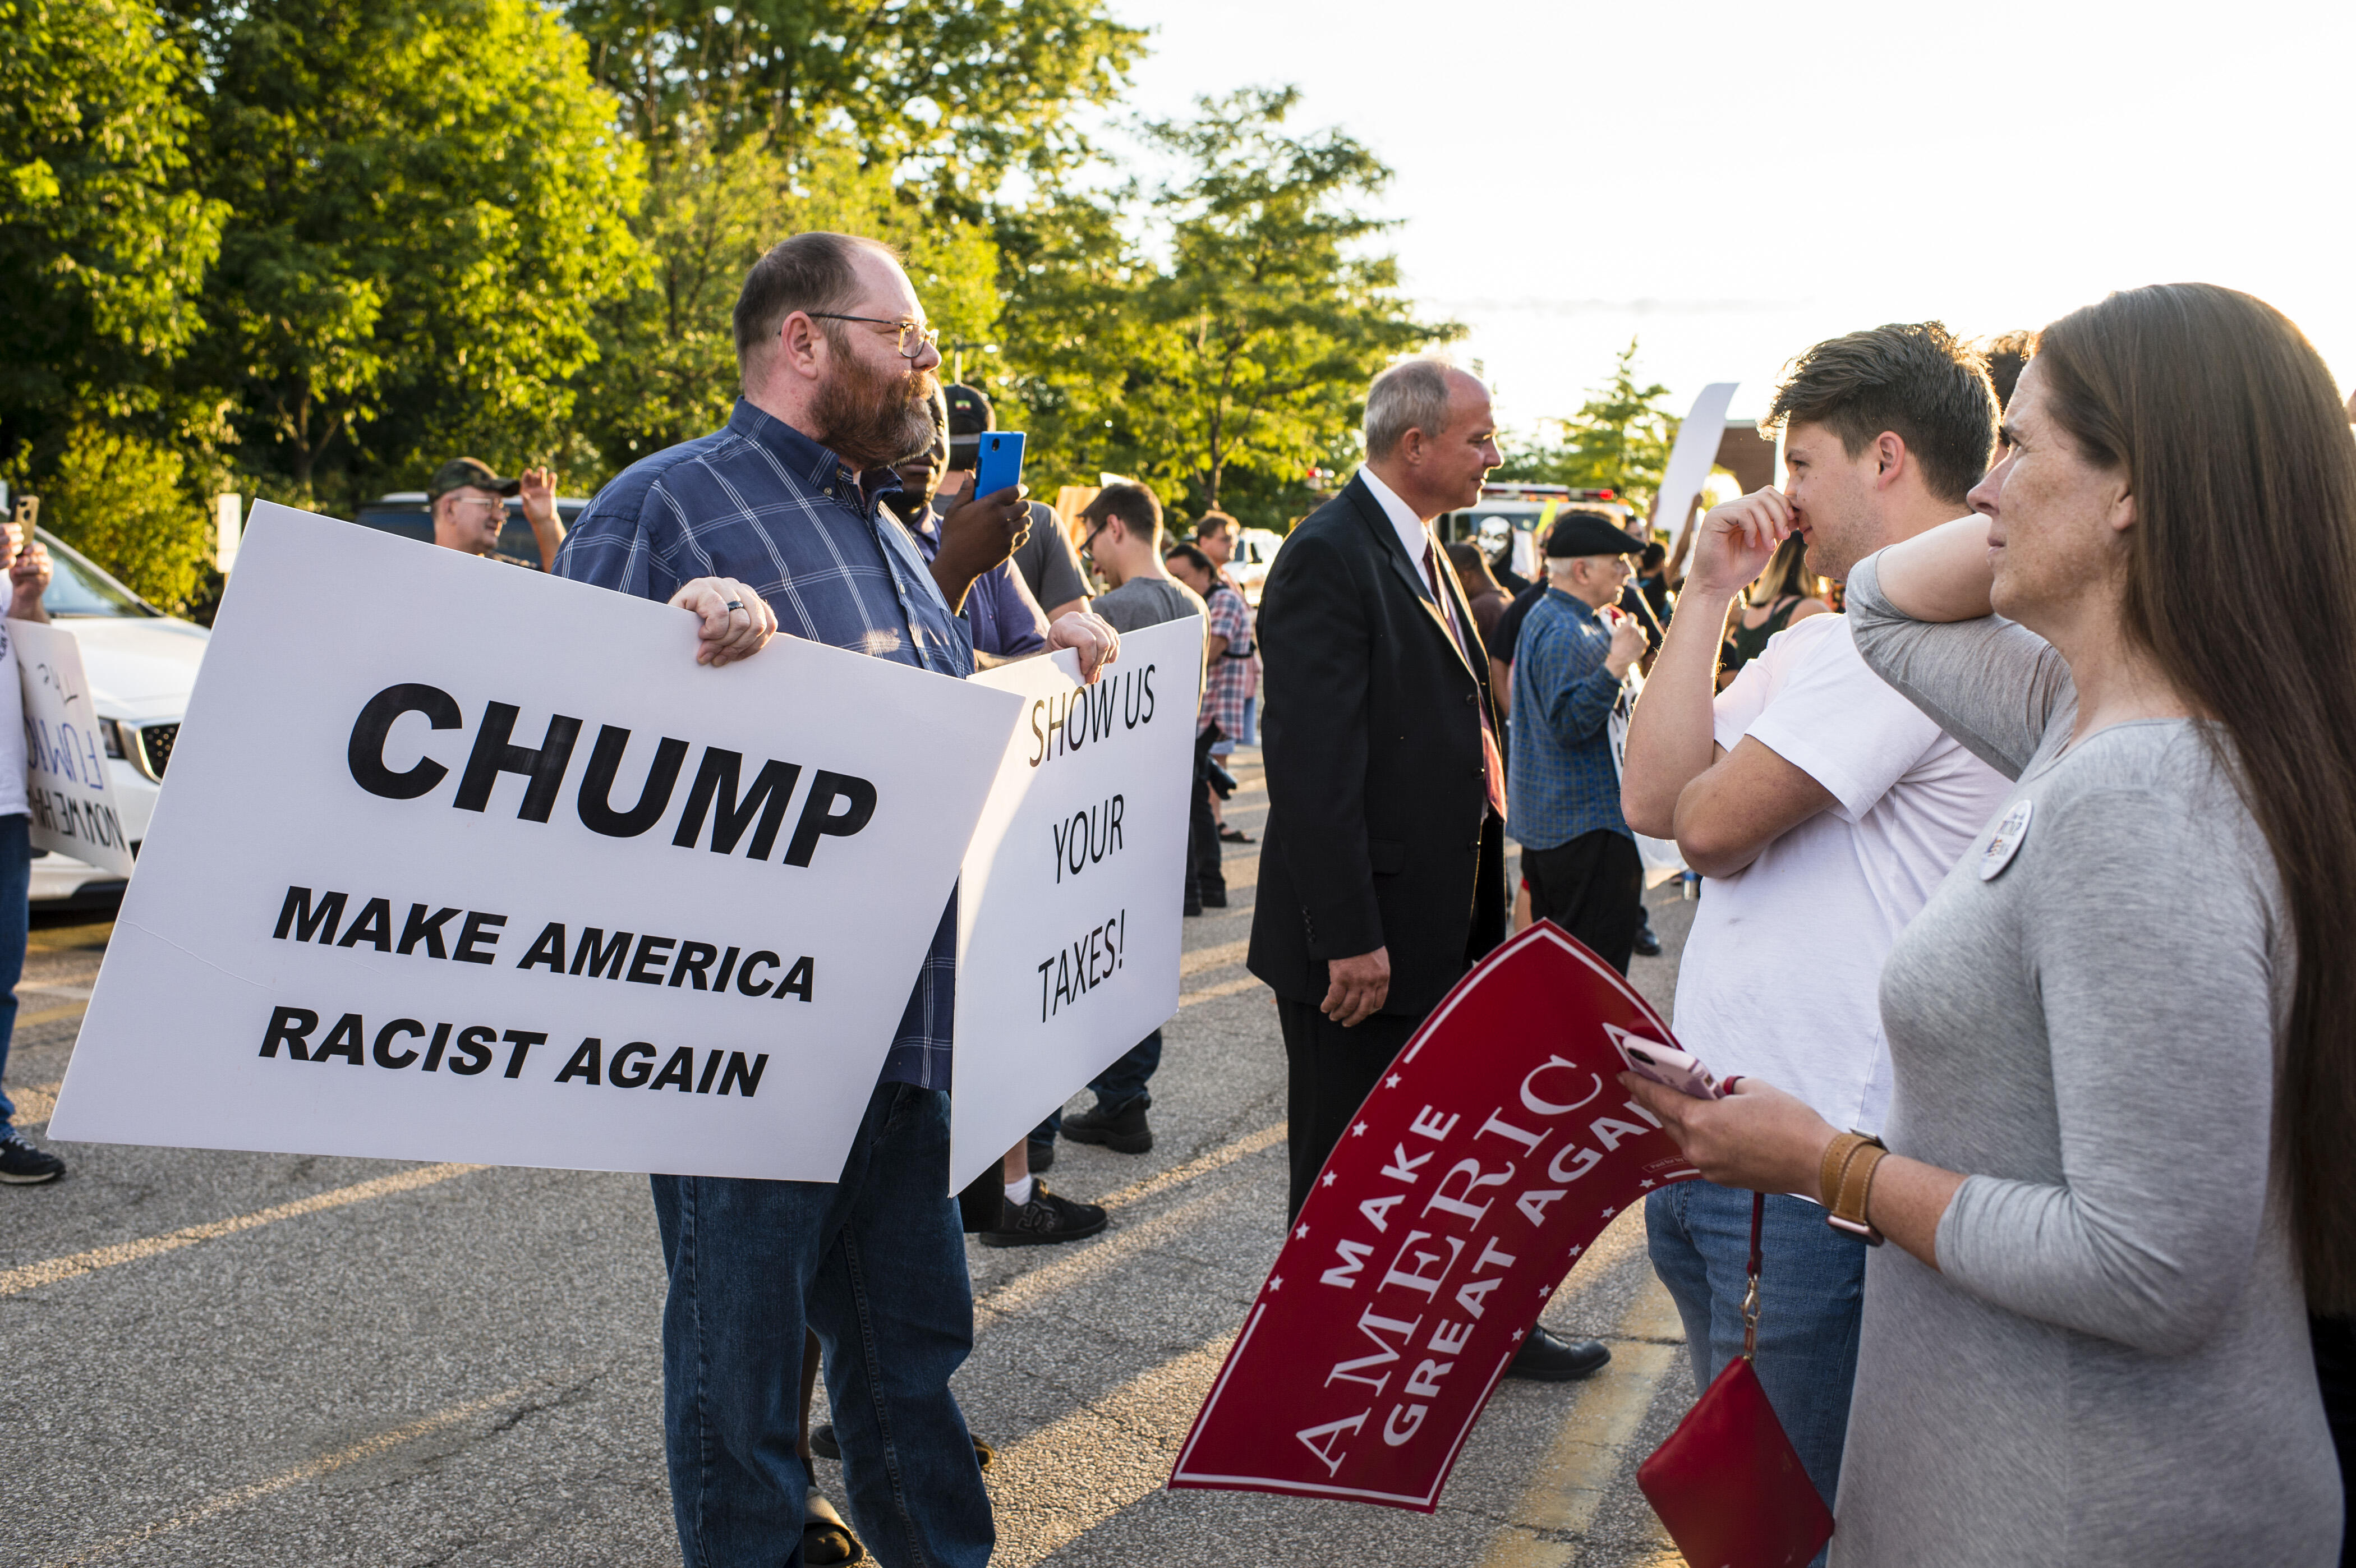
[[1011, 502, 1090, 613], [1092, 574, 1207, 709], [1836, 553, 2341, 1566], [1090, 573, 1204, 634]]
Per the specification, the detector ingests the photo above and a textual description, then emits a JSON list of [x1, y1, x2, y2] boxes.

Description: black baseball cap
[[945, 384, 993, 452], [1544, 510, 1648, 558], [427, 458, 519, 500]]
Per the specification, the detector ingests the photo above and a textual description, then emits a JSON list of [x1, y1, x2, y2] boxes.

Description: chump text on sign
[[48, 503, 1021, 1181]]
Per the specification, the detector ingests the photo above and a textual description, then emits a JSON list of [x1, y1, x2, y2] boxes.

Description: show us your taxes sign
[[1169, 923, 1701, 1511]]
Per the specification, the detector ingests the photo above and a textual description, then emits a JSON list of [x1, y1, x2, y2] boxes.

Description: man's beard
[[811, 345, 937, 472]]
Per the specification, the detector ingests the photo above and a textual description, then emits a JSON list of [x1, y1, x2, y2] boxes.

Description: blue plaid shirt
[[554, 398, 970, 1091], [1506, 588, 1631, 851]]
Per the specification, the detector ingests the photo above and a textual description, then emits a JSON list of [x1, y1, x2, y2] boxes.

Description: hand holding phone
[[974, 431, 1026, 501], [1606, 1023, 1724, 1099]]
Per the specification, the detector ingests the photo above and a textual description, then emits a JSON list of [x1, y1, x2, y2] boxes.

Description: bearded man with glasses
[[556, 232, 1115, 1568]]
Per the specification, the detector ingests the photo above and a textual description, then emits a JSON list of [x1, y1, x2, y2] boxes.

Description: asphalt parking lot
[[3, 749, 1704, 1567]]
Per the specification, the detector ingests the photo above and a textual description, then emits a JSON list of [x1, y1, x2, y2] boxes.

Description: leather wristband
[[1821, 1132, 1888, 1245]]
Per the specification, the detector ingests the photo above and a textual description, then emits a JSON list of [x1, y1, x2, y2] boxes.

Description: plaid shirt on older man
[[555, 398, 972, 1091]]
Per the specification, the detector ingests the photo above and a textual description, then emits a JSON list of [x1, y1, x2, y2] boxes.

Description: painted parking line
[[0, 1161, 485, 1298], [1476, 1279, 1688, 1567], [1177, 974, 1263, 1008], [1180, 938, 1248, 977], [986, 1337, 1236, 1568], [18, 1000, 88, 1029], [38, 1377, 559, 1567]]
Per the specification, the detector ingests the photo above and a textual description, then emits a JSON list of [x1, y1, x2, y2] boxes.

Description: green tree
[[998, 88, 1456, 524], [1497, 339, 1678, 515], [581, 121, 1001, 474], [176, 0, 645, 509], [38, 421, 213, 609], [563, 0, 1146, 194], [0, 0, 224, 473]]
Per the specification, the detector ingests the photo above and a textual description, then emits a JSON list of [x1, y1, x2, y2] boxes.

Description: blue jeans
[[651, 1082, 991, 1568], [0, 816, 31, 1138], [1647, 1179, 1865, 1551], [1032, 1028, 1160, 1142]]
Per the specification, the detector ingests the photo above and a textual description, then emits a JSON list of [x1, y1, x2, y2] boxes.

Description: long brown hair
[[2038, 283, 2356, 1313], [1746, 535, 1823, 609]]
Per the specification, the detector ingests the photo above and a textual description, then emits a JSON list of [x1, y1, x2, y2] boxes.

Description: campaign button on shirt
[[1980, 798, 2033, 881]]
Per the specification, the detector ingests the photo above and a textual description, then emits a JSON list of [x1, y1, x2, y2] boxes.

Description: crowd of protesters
[[4, 218, 2349, 1568]]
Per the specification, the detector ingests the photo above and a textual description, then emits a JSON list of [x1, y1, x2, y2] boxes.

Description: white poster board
[[48, 503, 1023, 1181], [16, 620, 138, 878], [1652, 381, 1740, 550], [947, 616, 1204, 1190]]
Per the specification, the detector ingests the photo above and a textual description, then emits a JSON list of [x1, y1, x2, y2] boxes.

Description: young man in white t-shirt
[[1619, 323, 2012, 1534], [0, 510, 57, 1183]]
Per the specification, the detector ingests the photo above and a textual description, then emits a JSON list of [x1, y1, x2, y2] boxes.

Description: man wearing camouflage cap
[[427, 457, 565, 572]]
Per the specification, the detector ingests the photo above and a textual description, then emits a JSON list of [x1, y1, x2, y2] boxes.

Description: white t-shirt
[[1672, 613, 2009, 1134]]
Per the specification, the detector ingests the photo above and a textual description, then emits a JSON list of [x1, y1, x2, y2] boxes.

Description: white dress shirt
[[1358, 465, 1458, 633]]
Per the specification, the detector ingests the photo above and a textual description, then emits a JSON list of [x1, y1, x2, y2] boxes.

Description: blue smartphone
[[973, 431, 1026, 499]]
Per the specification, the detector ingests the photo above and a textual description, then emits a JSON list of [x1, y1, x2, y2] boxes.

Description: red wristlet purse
[[1635, 1190, 1835, 1568]]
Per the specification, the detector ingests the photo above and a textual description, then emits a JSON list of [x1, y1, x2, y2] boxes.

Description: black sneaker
[[1025, 1137, 1055, 1174], [1061, 1098, 1152, 1155], [0, 1134, 64, 1184], [1197, 888, 1228, 908], [979, 1179, 1107, 1248], [1632, 914, 1662, 959]]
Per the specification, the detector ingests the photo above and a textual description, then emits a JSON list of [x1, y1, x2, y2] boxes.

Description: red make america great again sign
[[1169, 921, 1701, 1511]]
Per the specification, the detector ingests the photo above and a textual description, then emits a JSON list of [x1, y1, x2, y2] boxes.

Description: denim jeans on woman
[[651, 1081, 991, 1568], [1646, 1178, 1866, 1566]]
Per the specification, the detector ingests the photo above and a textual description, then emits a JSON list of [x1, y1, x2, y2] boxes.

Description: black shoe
[[1219, 826, 1252, 844], [1632, 915, 1662, 958], [1505, 1326, 1611, 1381], [1061, 1098, 1152, 1155], [1198, 889, 1228, 908], [1184, 898, 1203, 916], [979, 1179, 1108, 1247], [1025, 1137, 1055, 1174], [0, 1135, 64, 1184]]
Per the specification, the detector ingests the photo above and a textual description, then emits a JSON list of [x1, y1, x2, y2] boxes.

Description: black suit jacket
[[1246, 474, 1508, 1017]]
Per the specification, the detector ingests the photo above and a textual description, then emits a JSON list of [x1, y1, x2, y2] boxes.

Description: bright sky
[[1099, 0, 2356, 437]]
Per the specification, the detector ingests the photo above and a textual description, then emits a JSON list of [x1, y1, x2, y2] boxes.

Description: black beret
[[1544, 509, 1648, 558]]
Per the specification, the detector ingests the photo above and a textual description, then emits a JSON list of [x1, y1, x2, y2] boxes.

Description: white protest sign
[[15, 621, 138, 878], [1653, 380, 1739, 558], [948, 616, 1204, 1190], [49, 503, 1023, 1181]]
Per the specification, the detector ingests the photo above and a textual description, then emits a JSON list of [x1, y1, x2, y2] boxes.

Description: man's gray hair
[[1364, 357, 1460, 461]]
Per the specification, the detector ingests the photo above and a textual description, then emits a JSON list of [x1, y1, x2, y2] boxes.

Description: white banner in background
[[16, 620, 137, 878], [1653, 381, 1740, 543], [49, 503, 1023, 1181], [949, 617, 1204, 1191]]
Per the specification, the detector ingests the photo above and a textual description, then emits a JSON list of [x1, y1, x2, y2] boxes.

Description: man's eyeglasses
[[804, 314, 941, 362]]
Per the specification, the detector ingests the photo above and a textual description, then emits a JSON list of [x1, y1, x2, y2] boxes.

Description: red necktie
[[1425, 541, 1507, 820]]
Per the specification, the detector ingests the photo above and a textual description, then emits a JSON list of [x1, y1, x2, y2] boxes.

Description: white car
[[26, 532, 209, 907], [1227, 527, 1286, 606]]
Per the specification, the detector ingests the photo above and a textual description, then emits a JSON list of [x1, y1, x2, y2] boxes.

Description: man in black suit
[[1248, 358, 1609, 1382]]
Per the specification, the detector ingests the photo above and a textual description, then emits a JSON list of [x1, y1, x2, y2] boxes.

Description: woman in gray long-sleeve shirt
[[1623, 284, 2350, 1565]]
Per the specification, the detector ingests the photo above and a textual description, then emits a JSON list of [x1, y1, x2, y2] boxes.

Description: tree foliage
[[1495, 339, 1678, 513], [0, 0, 223, 471], [582, 120, 1001, 474], [176, 0, 645, 508], [38, 420, 214, 609], [564, 0, 1145, 195], [998, 88, 1457, 525]]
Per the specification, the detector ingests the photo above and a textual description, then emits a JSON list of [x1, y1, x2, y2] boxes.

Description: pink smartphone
[[1609, 1027, 1724, 1100]]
